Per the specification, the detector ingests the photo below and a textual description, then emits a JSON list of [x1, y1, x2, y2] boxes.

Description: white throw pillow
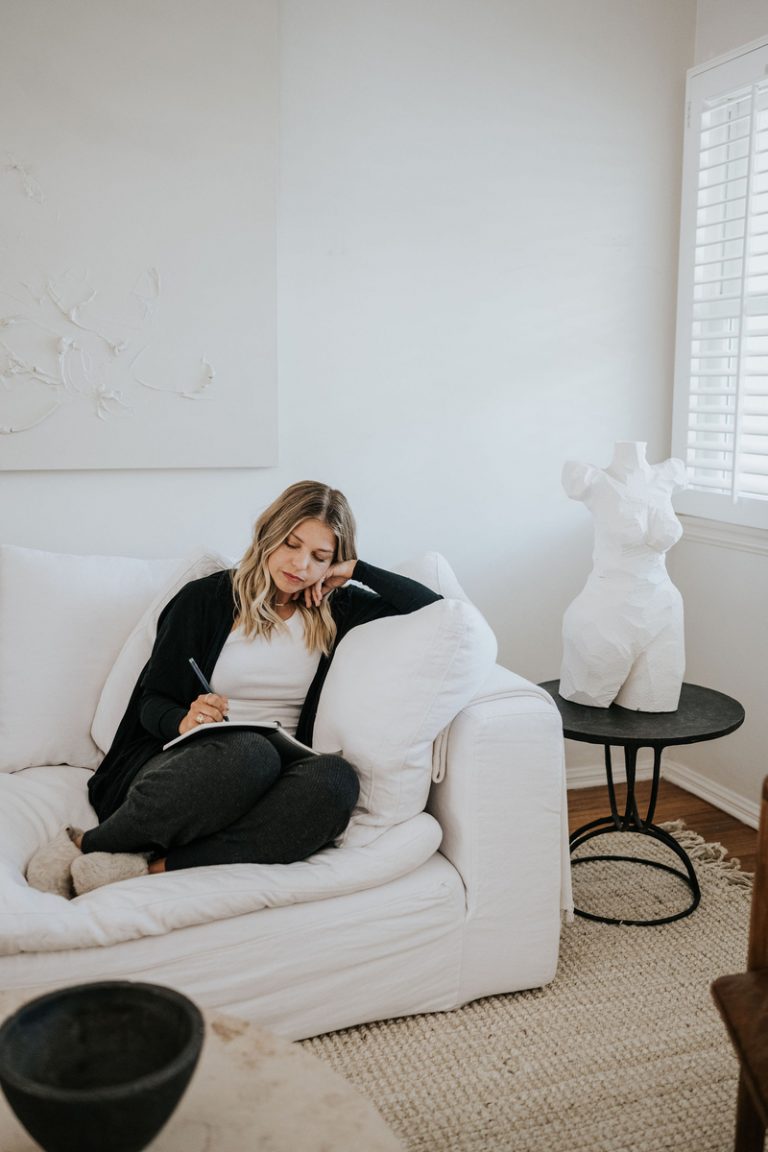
[[313, 565, 497, 846], [0, 546, 181, 773], [91, 551, 231, 753], [395, 550, 471, 602]]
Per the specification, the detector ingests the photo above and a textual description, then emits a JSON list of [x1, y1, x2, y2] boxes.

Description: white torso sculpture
[[559, 441, 687, 711]]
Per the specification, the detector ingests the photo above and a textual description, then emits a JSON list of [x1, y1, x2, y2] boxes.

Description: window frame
[[672, 34, 768, 532]]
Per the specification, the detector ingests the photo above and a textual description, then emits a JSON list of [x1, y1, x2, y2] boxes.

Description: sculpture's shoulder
[[562, 460, 601, 500], [653, 457, 687, 493]]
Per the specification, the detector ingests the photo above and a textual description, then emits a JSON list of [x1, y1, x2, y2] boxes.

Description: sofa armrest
[[427, 665, 572, 1000]]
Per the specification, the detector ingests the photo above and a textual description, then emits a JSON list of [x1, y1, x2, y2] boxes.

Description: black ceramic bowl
[[0, 981, 204, 1152]]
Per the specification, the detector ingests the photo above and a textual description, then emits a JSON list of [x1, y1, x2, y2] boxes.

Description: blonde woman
[[27, 481, 440, 898]]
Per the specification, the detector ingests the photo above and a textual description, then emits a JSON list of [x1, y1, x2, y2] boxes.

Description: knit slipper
[[71, 851, 150, 896], [25, 828, 82, 899]]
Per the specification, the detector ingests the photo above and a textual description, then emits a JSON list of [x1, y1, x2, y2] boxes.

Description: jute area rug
[[301, 824, 753, 1152]]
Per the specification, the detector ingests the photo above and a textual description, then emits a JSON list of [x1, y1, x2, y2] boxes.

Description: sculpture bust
[[559, 441, 687, 711]]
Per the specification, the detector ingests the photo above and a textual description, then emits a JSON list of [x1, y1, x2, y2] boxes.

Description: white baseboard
[[565, 761, 654, 789], [566, 757, 760, 830], [662, 759, 760, 829]]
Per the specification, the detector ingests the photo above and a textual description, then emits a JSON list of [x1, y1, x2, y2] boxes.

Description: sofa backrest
[[0, 545, 184, 773]]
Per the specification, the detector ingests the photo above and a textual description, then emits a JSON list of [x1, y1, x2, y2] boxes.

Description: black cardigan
[[87, 561, 441, 820]]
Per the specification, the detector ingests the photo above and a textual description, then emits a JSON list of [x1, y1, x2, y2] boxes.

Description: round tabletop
[[539, 681, 745, 749], [0, 992, 404, 1152]]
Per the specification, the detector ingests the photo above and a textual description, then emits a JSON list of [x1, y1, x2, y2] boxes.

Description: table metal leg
[[623, 745, 642, 828], [605, 745, 620, 825], [645, 747, 663, 824], [568, 742, 702, 927]]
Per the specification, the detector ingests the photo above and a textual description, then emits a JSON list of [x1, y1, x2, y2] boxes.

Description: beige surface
[[0, 992, 403, 1152]]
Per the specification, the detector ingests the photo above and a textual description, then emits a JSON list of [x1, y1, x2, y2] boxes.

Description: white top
[[210, 613, 321, 735]]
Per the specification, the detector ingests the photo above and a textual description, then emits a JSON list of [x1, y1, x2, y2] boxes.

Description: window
[[672, 37, 768, 530]]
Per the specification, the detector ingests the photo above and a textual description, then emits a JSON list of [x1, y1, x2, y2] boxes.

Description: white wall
[[1, 2, 695, 767], [662, 1, 768, 824], [695, 0, 768, 62], [667, 526, 767, 823], [0, 0, 278, 472]]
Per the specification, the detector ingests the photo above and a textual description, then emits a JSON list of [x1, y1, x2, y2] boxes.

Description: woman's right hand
[[304, 558, 357, 607], [178, 692, 229, 735]]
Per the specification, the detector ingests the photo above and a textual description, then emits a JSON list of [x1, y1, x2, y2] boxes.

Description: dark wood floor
[[567, 778, 758, 874]]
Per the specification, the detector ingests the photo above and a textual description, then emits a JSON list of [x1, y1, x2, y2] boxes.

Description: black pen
[[188, 657, 229, 720]]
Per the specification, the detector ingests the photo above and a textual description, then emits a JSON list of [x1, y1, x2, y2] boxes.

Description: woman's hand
[[304, 558, 357, 608], [178, 692, 229, 735]]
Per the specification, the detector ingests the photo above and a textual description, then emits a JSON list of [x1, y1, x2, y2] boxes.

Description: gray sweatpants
[[81, 730, 360, 871]]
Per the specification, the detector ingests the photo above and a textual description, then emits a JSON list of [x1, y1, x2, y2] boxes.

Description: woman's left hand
[[304, 559, 357, 607]]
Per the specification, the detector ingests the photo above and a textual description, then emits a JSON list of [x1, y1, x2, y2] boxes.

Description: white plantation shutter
[[673, 38, 768, 530]]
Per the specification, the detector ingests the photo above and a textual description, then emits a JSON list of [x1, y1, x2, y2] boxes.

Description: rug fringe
[[659, 820, 754, 887]]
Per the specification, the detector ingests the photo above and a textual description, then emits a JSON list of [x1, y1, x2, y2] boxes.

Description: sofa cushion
[[313, 568, 497, 846], [0, 546, 180, 773], [0, 766, 443, 954], [395, 550, 471, 602], [91, 550, 231, 753]]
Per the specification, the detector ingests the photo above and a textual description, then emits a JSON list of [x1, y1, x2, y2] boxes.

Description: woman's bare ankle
[[148, 858, 166, 874], [66, 827, 84, 851]]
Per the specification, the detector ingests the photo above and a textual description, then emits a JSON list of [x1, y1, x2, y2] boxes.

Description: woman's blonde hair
[[232, 481, 357, 655]]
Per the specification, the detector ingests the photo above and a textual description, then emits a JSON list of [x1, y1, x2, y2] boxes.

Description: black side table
[[540, 680, 745, 926]]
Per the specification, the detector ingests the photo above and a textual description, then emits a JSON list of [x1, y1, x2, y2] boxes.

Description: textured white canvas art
[[559, 441, 687, 712], [0, 0, 277, 469]]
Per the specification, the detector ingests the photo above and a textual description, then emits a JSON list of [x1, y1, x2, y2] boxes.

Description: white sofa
[[0, 544, 572, 1041]]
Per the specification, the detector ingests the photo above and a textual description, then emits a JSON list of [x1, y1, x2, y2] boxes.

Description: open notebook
[[162, 720, 326, 765]]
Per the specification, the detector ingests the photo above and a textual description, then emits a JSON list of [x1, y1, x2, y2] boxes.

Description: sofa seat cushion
[[0, 767, 443, 955], [0, 854, 466, 1040]]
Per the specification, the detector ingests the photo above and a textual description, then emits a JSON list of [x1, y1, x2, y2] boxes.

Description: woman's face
[[267, 518, 337, 599]]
